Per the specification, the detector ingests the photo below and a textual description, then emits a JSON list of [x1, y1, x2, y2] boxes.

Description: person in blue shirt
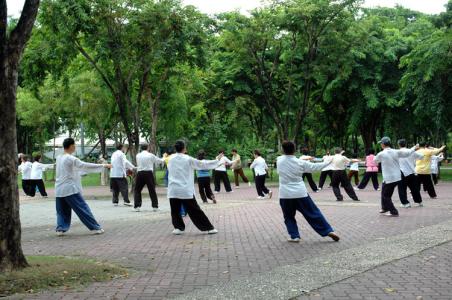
[[197, 150, 217, 204]]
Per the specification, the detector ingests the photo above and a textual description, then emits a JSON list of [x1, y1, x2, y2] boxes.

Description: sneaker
[[153, 207, 159, 212], [314, 190, 319, 193], [400, 203, 411, 208], [134, 207, 141, 212], [416, 202, 424, 207], [208, 229, 218, 235], [124, 202, 133, 207], [214, 191, 219, 194], [327, 232, 340, 242], [288, 237, 300, 243], [336, 199, 343, 202], [172, 229, 184, 235], [92, 229, 105, 235], [226, 190, 233, 193], [113, 203, 119, 207], [353, 199, 360, 201], [248, 182, 251, 187], [257, 196, 265, 199], [56, 231, 66, 236], [384, 212, 399, 217], [318, 187, 322, 191], [235, 186, 240, 189], [379, 210, 388, 214], [268, 190, 273, 199], [377, 188, 381, 191], [213, 199, 217, 204]]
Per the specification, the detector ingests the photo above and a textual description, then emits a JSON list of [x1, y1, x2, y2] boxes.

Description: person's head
[[334, 147, 342, 154], [174, 140, 186, 153], [231, 149, 237, 154], [253, 149, 261, 158], [218, 149, 225, 155], [378, 137, 391, 149], [419, 141, 426, 148], [63, 137, 76, 154], [398, 139, 407, 148], [34, 154, 42, 162], [116, 143, 124, 152], [21, 154, 29, 162], [352, 153, 358, 159], [282, 140, 296, 155], [366, 148, 375, 155], [141, 144, 149, 151], [198, 150, 206, 160], [301, 147, 309, 155], [326, 150, 330, 155]]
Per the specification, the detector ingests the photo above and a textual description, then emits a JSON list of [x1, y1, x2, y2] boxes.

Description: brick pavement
[[13, 183, 452, 299]]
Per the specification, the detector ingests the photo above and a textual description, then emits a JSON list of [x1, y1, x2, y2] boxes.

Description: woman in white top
[[250, 150, 272, 199], [30, 154, 54, 197], [431, 154, 444, 185], [18, 154, 33, 196], [214, 150, 233, 193]]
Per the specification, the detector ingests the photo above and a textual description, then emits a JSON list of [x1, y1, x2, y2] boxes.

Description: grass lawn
[[0, 256, 128, 297]]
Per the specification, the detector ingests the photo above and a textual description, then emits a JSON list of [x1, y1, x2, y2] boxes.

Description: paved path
[[12, 182, 452, 299]]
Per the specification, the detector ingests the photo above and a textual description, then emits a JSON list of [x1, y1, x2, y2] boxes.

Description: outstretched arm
[[299, 159, 331, 173], [190, 158, 222, 170], [74, 158, 110, 173]]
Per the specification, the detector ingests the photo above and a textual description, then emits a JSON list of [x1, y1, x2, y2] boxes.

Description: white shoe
[[400, 203, 411, 208], [153, 208, 159, 212], [314, 190, 319, 193], [318, 188, 322, 191], [172, 229, 184, 235], [92, 229, 105, 235], [56, 231, 66, 236], [208, 229, 218, 235], [353, 187, 360, 191], [214, 191, 219, 194], [377, 188, 381, 191], [288, 237, 300, 243], [248, 182, 251, 187], [226, 190, 233, 193], [267, 190, 273, 199], [416, 202, 424, 207], [124, 202, 133, 207], [257, 196, 265, 199], [134, 207, 141, 212], [235, 186, 240, 189], [113, 203, 119, 207]]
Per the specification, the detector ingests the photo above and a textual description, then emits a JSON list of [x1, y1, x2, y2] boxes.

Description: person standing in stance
[[18, 154, 33, 196], [397, 139, 424, 208], [415, 142, 445, 198], [250, 150, 272, 199], [231, 149, 251, 188], [110, 144, 135, 206], [330, 148, 360, 202], [30, 154, 54, 198], [356, 149, 379, 191], [300, 147, 319, 193], [214, 150, 232, 193], [197, 150, 217, 204]]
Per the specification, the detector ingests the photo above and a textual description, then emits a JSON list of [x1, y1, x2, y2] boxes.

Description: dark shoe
[[379, 210, 388, 214], [353, 199, 360, 201], [327, 232, 340, 242], [336, 199, 343, 202]]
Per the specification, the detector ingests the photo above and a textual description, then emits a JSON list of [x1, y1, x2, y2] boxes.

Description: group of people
[[18, 153, 54, 198]]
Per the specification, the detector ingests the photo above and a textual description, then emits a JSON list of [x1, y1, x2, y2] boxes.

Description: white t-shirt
[[136, 151, 163, 172], [250, 156, 268, 176], [399, 150, 423, 176], [331, 154, 350, 171], [374, 147, 415, 184], [18, 161, 33, 180], [431, 155, 444, 174], [30, 161, 54, 180], [321, 155, 333, 171], [215, 156, 232, 172], [110, 150, 135, 178], [349, 162, 359, 171]]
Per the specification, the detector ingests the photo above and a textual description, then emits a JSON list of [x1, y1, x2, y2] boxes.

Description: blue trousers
[[280, 196, 333, 239], [56, 193, 101, 232]]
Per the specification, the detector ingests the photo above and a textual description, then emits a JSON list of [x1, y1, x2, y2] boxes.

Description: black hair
[[116, 143, 124, 150], [366, 148, 375, 155], [34, 154, 42, 161], [282, 141, 295, 155], [141, 144, 148, 151], [352, 153, 358, 159], [63, 137, 75, 150], [198, 150, 206, 160], [22, 155, 29, 161], [254, 149, 261, 156], [334, 147, 342, 154], [231, 149, 237, 153], [419, 141, 426, 147], [218, 149, 225, 154], [398, 139, 407, 147], [175, 140, 185, 153], [301, 147, 309, 155]]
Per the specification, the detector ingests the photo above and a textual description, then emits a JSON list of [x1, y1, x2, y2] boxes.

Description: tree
[[0, 0, 40, 271]]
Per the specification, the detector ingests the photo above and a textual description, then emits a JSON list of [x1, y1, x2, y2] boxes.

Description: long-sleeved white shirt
[[431, 155, 444, 174], [374, 147, 415, 184], [399, 150, 423, 176], [30, 161, 54, 180], [18, 161, 33, 180], [330, 154, 350, 171], [215, 156, 232, 172], [110, 150, 135, 178], [168, 153, 221, 199], [55, 154, 105, 197], [277, 155, 330, 199], [136, 151, 164, 172], [250, 156, 268, 176], [321, 155, 334, 171]]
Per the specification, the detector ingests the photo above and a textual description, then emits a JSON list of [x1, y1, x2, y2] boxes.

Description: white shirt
[[250, 156, 268, 176], [55, 154, 105, 197], [277, 155, 330, 199], [18, 161, 32, 180], [331, 154, 350, 171], [30, 161, 54, 180], [168, 153, 221, 199], [215, 156, 232, 171], [110, 150, 135, 178], [321, 155, 333, 171], [431, 155, 444, 174], [136, 151, 164, 172], [349, 162, 359, 171], [374, 147, 415, 184], [399, 150, 423, 176]]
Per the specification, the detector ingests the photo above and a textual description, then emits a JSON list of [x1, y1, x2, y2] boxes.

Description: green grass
[[0, 256, 128, 297]]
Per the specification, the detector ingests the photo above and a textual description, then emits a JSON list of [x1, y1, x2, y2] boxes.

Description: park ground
[[9, 178, 452, 300]]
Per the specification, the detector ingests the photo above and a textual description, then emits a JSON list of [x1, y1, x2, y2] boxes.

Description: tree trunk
[[99, 130, 107, 158]]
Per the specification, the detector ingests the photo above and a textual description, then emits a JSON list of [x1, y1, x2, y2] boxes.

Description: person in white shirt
[[277, 141, 340, 243], [374, 137, 417, 216], [397, 139, 424, 208], [213, 150, 232, 193], [18, 154, 33, 196], [347, 153, 361, 186], [134, 144, 164, 212], [250, 150, 272, 199], [168, 140, 222, 235], [110, 144, 135, 206], [318, 151, 333, 190], [55, 138, 112, 236], [431, 153, 444, 185], [330, 148, 360, 202], [30, 154, 54, 198], [300, 147, 319, 192]]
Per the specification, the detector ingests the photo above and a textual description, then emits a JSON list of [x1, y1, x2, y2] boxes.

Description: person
[[55, 138, 112, 236], [134, 144, 164, 212], [110, 144, 135, 206], [231, 149, 251, 188], [347, 153, 360, 186], [355, 149, 379, 191], [374, 137, 417, 217], [415, 142, 446, 198], [18, 154, 33, 196], [318, 151, 333, 190], [250, 150, 272, 199], [300, 147, 319, 193], [397, 139, 424, 208], [330, 148, 360, 202], [163, 150, 174, 187], [30, 154, 54, 198], [277, 140, 340, 243], [167, 140, 222, 235], [98, 155, 109, 186], [197, 150, 216, 204], [431, 153, 444, 185], [214, 150, 232, 193]]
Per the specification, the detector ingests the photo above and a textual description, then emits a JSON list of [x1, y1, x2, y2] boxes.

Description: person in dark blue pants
[[56, 193, 103, 232]]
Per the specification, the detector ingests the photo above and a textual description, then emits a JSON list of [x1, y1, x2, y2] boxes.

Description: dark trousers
[[357, 172, 379, 190], [198, 177, 215, 202], [233, 168, 249, 186], [56, 193, 101, 232], [302, 173, 318, 192], [22, 179, 32, 196], [110, 177, 130, 204], [331, 170, 358, 201], [318, 170, 332, 189], [134, 171, 158, 208], [255, 174, 269, 197], [432, 174, 438, 185], [169, 197, 214, 231], [214, 170, 232, 192], [381, 181, 399, 215], [398, 173, 422, 205], [29, 179, 47, 197], [347, 170, 359, 185], [417, 174, 437, 198], [280, 196, 333, 239]]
